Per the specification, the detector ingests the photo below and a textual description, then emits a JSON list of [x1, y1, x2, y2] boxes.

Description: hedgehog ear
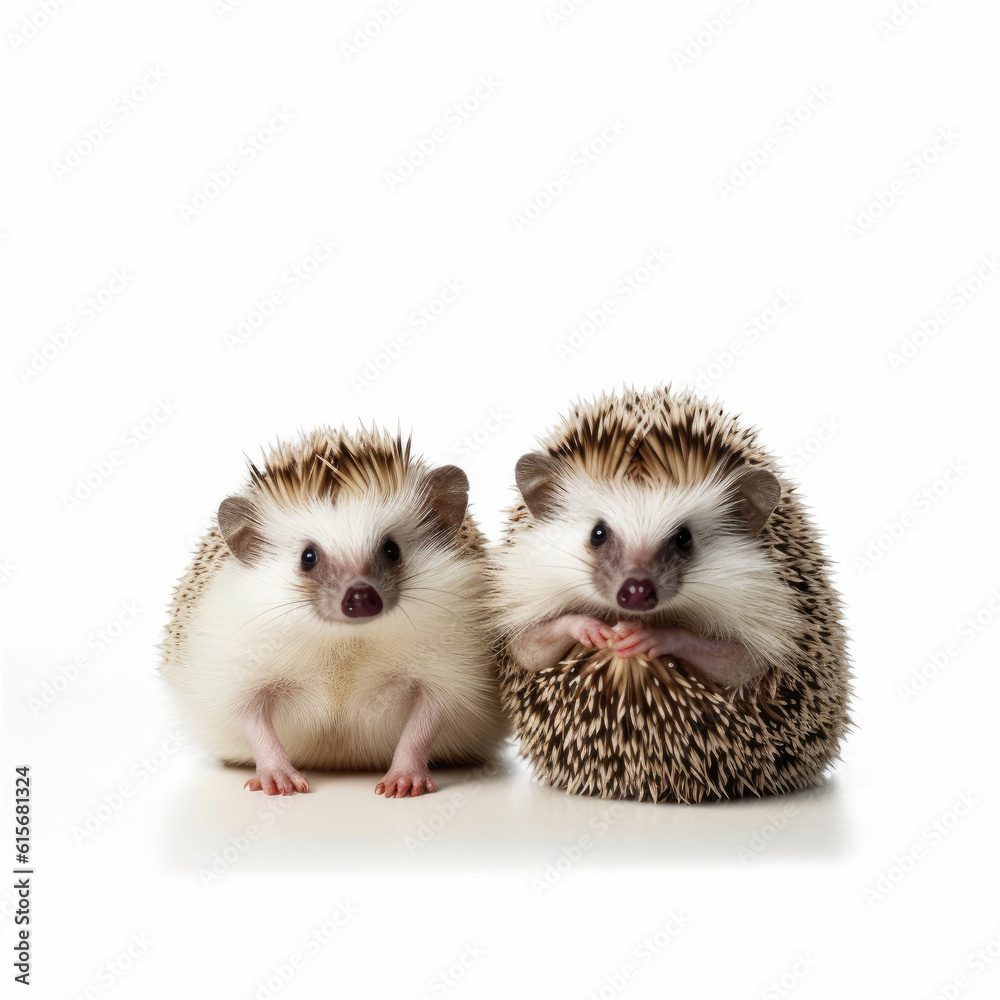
[[425, 465, 469, 532], [729, 468, 781, 537], [515, 452, 562, 520], [218, 496, 267, 565]]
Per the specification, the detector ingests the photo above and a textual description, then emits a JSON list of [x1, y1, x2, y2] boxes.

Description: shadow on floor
[[162, 744, 848, 875]]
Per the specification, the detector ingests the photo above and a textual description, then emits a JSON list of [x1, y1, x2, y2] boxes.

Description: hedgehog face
[[288, 511, 405, 624], [536, 470, 727, 620], [217, 463, 470, 628], [586, 509, 696, 614], [514, 452, 784, 625]]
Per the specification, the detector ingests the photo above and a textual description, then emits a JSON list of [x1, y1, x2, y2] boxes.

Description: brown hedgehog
[[489, 387, 850, 803]]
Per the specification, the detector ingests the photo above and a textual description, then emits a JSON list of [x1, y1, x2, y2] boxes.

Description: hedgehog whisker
[[489, 579, 599, 625], [524, 535, 592, 569], [521, 563, 593, 572], [217, 599, 314, 647], [493, 582, 606, 641], [392, 602, 420, 639], [405, 585, 467, 601], [236, 598, 313, 629], [529, 580, 603, 607], [399, 593, 474, 627], [224, 608, 315, 649]]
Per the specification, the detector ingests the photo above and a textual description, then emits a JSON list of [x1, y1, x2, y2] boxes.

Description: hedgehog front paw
[[244, 764, 310, 795], [375, 768, 437, 798], [611, 622, 664, 659], [564, 614, 616, 650]]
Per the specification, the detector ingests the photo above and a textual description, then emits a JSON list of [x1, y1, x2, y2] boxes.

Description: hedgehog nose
[[617, 578, 658, 611], [342, 584, 383, 618]]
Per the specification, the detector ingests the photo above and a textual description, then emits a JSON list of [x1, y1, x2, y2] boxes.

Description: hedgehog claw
[[245, 764, 309, 795], [376, 769, 436, 798], [611, 623, 662, 659], [566, 615, 616, 649]]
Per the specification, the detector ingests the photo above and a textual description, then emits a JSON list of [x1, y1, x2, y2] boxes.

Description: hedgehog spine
[[161, 426, 507, 797], [490, 386, 850, 803]]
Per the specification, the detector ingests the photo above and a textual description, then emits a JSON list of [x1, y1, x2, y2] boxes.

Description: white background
[[3, 0, 1000, 997]]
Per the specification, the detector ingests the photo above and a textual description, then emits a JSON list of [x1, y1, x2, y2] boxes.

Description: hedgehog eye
[[590, 521, 609, 548], [674, 526, 693, 552], [382, 537, 400, 562], [301, 547, 319, 569]]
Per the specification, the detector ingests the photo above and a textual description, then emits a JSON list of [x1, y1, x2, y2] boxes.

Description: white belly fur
[[161, 553, 506, 771]]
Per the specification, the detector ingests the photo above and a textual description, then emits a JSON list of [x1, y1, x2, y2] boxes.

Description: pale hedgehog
[[161, 426, 506, 797], [489, 387, 850, 803]]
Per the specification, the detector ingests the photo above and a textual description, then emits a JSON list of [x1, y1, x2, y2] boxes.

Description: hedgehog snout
[[617, 577, 658, 611], [341, 582, 384, 618]]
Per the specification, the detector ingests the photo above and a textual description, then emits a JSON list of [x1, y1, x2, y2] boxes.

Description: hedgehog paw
[[375, 768, 437, 798], [611, 622, 662, 659], [244, 764, 309, 796], [565, 614, 616, 650]]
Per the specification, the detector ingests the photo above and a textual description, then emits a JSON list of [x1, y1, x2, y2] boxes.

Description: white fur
[[162, 478, 506, 770], [492, 467, 801, 672]]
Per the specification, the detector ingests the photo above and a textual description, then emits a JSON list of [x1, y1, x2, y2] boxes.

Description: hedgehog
[[160, 426, 507, 797], [489, 387, 850, 803]]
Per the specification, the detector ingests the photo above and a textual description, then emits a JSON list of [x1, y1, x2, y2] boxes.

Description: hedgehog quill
[[161, 427, 506, 797], [490, 387, 850, 803]]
